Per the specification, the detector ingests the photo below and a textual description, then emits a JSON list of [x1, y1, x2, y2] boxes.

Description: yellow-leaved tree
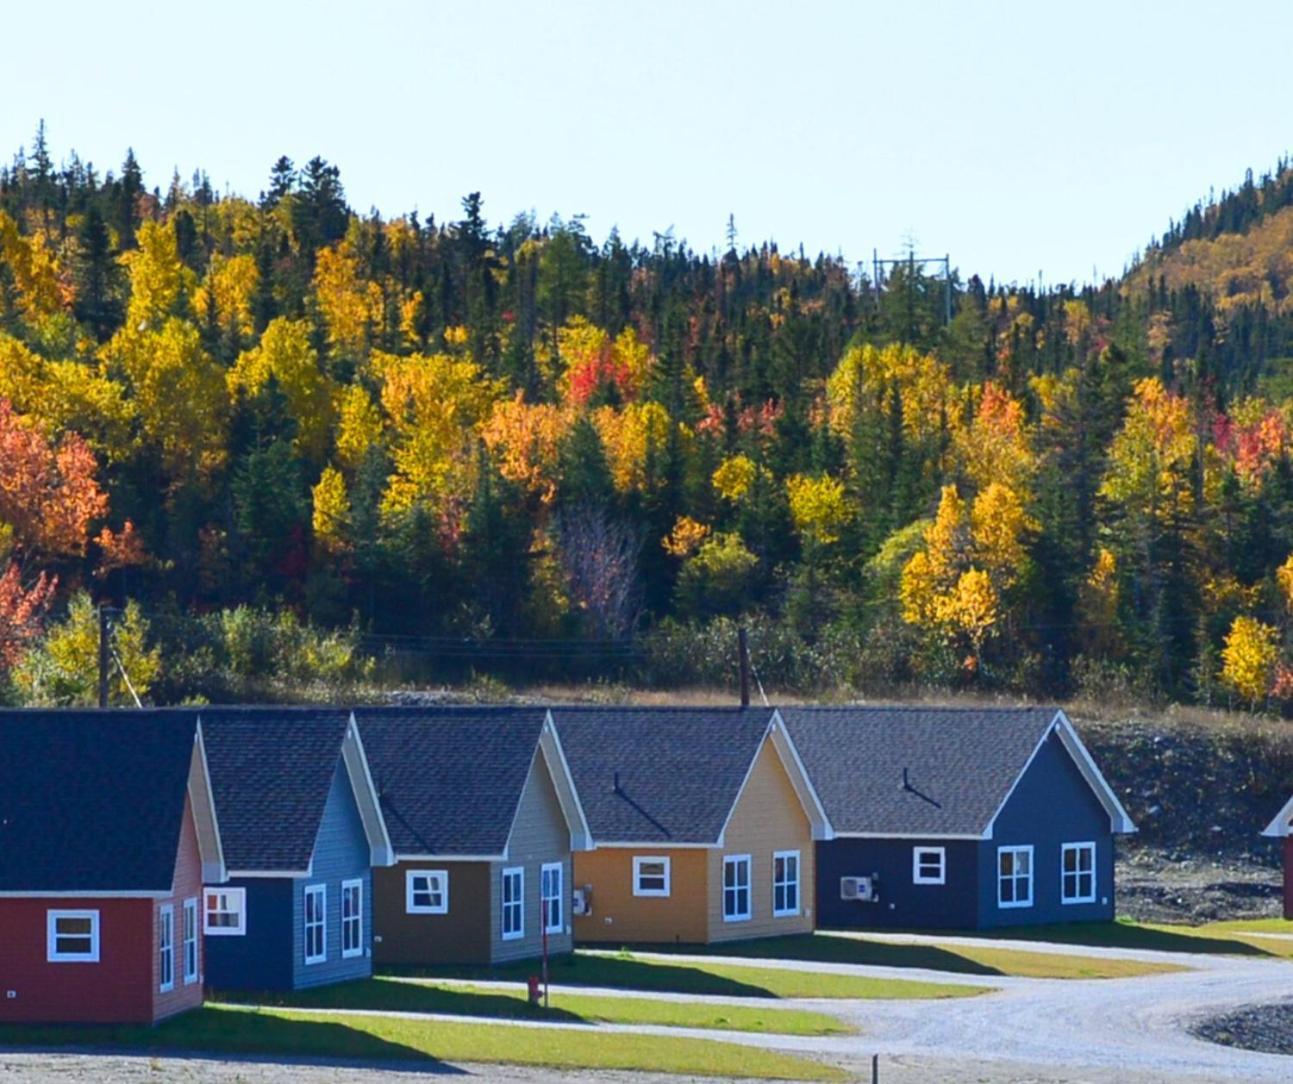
[[785, 473, 849, 546], [1220, 615, 1278, 706], [311, 466, 350, 553], [228, 318, 336, 459]]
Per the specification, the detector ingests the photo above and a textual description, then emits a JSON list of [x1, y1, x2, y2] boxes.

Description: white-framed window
[[997, 845, 1033, 909], [912, 846, 946, 885], [159, 904, 175, 992], [204, 887, 247, 936], [46, 909, 99, 963], [632, 856, 671, 897], [1061, 842, 1097, 904], [773, 850, 800, 917], [341, 879, 364, 958], [723, 854, 752, 922], [406, 869, 449, 914], [541, 862, 564, 934], [304, 884, 327, 964], [501, 867, 524, 941], [182, 898, 199, 984]]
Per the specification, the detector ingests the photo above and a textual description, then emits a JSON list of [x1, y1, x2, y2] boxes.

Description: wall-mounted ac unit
[[840, 875, 876, 902], [572, 886, 592, 916]]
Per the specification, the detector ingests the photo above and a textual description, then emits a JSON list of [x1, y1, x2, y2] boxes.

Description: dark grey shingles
[[355, 707, 547, 857], [0, 710, 198, 892], [552, 707, 775, 844], [779, 707, 1058, 836], [200, 708, 350, 872]]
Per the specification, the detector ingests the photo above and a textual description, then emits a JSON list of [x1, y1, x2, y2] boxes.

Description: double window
[[997, 845, 1033, 908], [1061, 842, 1097, 904], [406, 869, 449, 914], [159, 905, 175, 992], [773, 850, 800, 917], [723, 855, 752, 922], [541, 863, 564, 934], [501, 867, 524, 940], [204, 888, 246, 935], [304, 884, 327, 964], [341, 879, 364, 958], [913, 846, 946, 885], [632, 856, 671, 897], [182, 898, 199, 984], [47, 910, 100, 963]]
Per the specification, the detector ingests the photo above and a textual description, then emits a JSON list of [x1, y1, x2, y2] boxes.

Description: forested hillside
[[5, 124, 1293, 706]]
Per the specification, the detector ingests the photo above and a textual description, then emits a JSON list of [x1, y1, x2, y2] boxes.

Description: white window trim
[[204, 887, 247, 936], [501, 866, 525, 941], [632, 855, 671, 898], [722, 854, 752, 923], [772, 849, 800, 918], [912, 846, 947, 886], [341, 879, 364, 959], [1060, 841, 1097, 905], [159, 904, 175, 992], [997, 845, 1034, 909], [541, 862, 564, 934], [47, 909, 100, 963], [304, 884, 327, 964], [182, 897, 200, 984], [405, 869, 449, 915]]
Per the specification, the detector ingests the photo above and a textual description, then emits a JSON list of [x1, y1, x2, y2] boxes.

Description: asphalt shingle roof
[[778, 706, 1060, 836], [356, 707, 547, 857], [0, 710, 199, 892], [200, 708, 351, 872], [552, 707, 775, 844]]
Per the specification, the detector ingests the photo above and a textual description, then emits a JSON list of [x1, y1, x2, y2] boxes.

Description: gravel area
[[1192, 1001, 1293, 1056], [1116, 851, 1283, 924]]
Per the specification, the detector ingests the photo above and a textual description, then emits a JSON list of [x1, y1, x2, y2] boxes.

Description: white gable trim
[[539, 711, 594, 852], [833, 831, 984, 841], [227, 867, 313, 879], [1261, 794, 1293, 838], [983, 710, 1136, 840], [716, 713, 832, 847], [190, 721, 228, 884], [391, 852, 505, 862], [344, 712, 396, 867]]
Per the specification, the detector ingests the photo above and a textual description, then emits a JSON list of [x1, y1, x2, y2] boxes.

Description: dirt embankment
[[1074, 712, 1293, 923]]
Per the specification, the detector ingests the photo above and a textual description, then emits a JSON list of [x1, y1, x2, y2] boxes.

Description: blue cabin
[[200, 709, 394, 990], [780, 707, 1136, 930]]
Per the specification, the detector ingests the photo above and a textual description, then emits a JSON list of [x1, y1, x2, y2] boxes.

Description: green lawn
[[0, 1004, 843, 1082], [616, 933, 1186, 980], [388, 949, 989, 999], [219, 976, 851, 1035]]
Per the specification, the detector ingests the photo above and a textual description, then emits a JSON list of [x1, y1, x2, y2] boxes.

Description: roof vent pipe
[[613, 771, 621, 793]]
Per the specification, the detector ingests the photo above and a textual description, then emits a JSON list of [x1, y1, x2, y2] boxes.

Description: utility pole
[[738, 627, 751, 708], [97, 605, 111, 709]]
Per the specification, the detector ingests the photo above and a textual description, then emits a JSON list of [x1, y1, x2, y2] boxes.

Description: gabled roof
[[1261, 794, 1293, 838], [779, 706, 1135, 839], [200, 707, 367, 875], [0, 710, 213, 894], [357, 706, 574, 858], [551, 706, 798, 845]]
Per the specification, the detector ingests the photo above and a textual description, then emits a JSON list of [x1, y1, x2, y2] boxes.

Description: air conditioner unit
[[572, 886, 592, 916], [840, 875, 876, 902]]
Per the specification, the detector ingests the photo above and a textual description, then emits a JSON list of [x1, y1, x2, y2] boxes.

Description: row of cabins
[[0, 704, 1137, 1024]]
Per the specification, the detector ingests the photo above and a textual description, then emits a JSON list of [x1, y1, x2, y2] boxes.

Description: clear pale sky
[[4, 0, 1290, 286]]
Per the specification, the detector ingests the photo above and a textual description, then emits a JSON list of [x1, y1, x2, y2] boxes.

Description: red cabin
[[1261, 795, 1293, 921], [0, 711, 226, 1025]]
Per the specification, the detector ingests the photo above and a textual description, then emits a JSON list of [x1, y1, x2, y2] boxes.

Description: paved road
[[3, 933, 1292, 1082]]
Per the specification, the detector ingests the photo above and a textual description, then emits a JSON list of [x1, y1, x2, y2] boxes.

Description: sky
[[3, 0, 1291, 287]]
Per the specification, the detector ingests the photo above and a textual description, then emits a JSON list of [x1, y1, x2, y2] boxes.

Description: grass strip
[[220, 976, 851, 1035], [0, 1004, 843, 1082]]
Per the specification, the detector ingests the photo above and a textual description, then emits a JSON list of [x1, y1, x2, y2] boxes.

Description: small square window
[[204, 888, 246, 936], [406, 869, 449, 914], [633, 856, 671, 897], [47, 910, 99, 963], [913, 846, 946, 885]]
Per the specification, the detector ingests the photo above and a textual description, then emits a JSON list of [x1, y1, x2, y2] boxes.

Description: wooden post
[[738, 627, 751, 708]]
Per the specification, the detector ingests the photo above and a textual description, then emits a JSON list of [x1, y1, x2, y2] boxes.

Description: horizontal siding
[[572, 847, 710, 945], [373, 860, 492, 965], [153, 796, 205, 1021]]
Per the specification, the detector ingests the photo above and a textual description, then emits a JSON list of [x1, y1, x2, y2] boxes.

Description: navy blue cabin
[[200, 709, 394, 990], [780, 707, 1136, 930]]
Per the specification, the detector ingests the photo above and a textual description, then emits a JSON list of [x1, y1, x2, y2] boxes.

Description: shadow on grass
[[387, 953, 782, 998], [218, 978, 584, 1024], [627, 935, 1005, 976], [0, 1008, 460, 1074], [946, 920, 1275, 957]]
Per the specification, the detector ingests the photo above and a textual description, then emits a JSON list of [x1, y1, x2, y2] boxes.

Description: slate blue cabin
[[200, 709, 394, 990], [780, 707, 1136, 930]]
